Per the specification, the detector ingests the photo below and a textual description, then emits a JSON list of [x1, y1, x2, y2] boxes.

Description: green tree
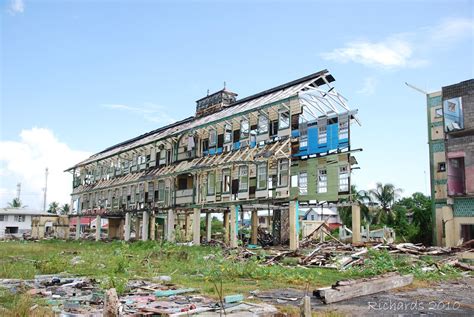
[[369, 183, 402, 222], [48, 201, 60, 214], [393, 192, 432, 244], [60, 204, 70, 215], [7, 198, 26, 208]]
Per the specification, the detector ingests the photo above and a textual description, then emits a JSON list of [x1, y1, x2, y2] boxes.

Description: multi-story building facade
[[66, 69, 360, 249], [427, 79, 474, 247]]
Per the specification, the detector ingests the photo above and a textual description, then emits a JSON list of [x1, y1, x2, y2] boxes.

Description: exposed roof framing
[[67, 69, 343, 171]]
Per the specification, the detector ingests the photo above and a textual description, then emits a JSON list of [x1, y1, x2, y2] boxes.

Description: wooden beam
[[314, 273, 414, 304]]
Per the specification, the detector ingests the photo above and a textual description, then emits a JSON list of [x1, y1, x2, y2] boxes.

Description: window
[[0, 215, 5, 221], [224, 124, 232, 143], [240, 119, 249, 139], [148, 182, 154, 202], [339, 119, 349, 140], [209, 129, 217, 147], [207, 172, 215, 195], [339, 166, 349, 192], [278, 159, 289, 187], [318, 169, 327, 193], [158, 181, 165, 201], [239, 166, 248, 191], [279, 110, 290, 129], [222, 169, 231, 193], [130, 185, 136, 203], [258, 115, 268, 134], [299, 122, 308, 148], [257, 164, 267, 190], [438, 162, 446, 172], [269, 120, 278, 136], [14, 215, 25, 222], [435, 107, 443, 118], [138, 183, 144, 202], [318, 126, 327, 144], [202, 139, 209, 153], [299, 172, 308, 195], [122, 186, 127, 203]]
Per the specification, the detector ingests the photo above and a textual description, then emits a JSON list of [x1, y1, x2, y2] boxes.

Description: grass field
[[0, 240, 464, 316]]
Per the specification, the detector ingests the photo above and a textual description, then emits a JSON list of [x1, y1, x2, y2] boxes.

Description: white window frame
[[158, 180, 165, 201], [209, 129, 217, 147], [318, 169, 328, 193], [239, 166, 248, 191], [318, 126, 327, 144], [14, 215, 25, 222], [240, 119, 249, 139], [224, 124, 232, 143], [339, 166, 349, 192], [257, 164, 267, 190], [258, 115, 269, 134], [339, 119, 349, 140], [299, 171, 308, 195], [278, 159, 289, 187], [222, 168, 231, 193], [207, 172, 215, 195], [279, 110, 290, 129]]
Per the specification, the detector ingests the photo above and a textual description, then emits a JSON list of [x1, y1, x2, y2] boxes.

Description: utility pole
[[43, 168, 48, 212], [16, 182, 21, 201]]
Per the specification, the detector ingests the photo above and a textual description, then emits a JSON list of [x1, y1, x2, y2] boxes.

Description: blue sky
[[1, 0, 473, 209]]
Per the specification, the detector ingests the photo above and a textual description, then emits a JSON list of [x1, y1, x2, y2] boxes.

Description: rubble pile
[[0, 274, 277, 316]]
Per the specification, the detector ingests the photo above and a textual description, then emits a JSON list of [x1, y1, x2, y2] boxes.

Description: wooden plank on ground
[[314, 273, 413, 304]]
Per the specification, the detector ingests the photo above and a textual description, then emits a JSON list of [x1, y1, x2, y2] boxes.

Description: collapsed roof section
[[66, 69, 358, 171]]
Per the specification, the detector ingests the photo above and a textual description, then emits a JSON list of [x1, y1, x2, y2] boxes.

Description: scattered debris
[[224, 294, 244, 303], [314, 272, 414, 304]]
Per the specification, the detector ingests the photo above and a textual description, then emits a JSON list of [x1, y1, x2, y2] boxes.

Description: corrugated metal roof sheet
[[67, 70, 330, 170]]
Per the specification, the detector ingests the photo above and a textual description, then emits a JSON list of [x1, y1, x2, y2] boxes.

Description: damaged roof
[[67, 69, 334, 171]]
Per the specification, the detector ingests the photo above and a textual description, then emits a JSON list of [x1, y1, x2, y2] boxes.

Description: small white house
[[0, 208, 50, 239]]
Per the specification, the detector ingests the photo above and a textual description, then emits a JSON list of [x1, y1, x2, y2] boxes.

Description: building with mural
[[65, 69, 360, 249], [427, 79, 474, 246]]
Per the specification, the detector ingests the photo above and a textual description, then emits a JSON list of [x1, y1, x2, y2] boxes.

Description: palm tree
[[369, 182, 402, 217], [48, 201, 60, 214], [7, 198, 26, 208], [338, 185, 372, 227], [60, 204, 70, 215]]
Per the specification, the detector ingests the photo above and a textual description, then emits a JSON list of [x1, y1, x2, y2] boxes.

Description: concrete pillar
[[206, 213, 212, 242], [193, 208, 201, 245], [134, 216, 141, 240], [289, 201, 299, 250], [251, 209, 258, 245], [167, 209, 175, 242], [229, 205, 238, 248], [142, 211, 149, 241], [95, 215, 101, 241], [223, 210, 230, 244], [150, 214, 156, 241], [352, 204, 361, 243], [124, 212, 131, 242], [75, 216, 81, 240], [442, 206, 455, 247]]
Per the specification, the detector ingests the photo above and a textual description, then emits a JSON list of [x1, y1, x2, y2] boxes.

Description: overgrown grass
[[0, 241, 463, 315]]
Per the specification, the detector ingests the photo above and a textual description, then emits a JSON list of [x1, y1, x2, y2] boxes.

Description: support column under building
[[223, 210, 230, 244], [167, 209, 175, 242], [150, 213, 156, 241], [229, 205, 238, 248], [193, 208, 201, 245], [206, 213, 212, 242], [142, 211, 149, 241], [124, 212, 131, 242], [251, 209, 258, 245], [95, 215, 101, 242], [352, 204, 361, 243], [75, 216, 81, 240], [289, 201, 299, 250]]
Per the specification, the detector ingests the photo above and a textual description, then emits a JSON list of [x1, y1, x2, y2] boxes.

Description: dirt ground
[[252, 277, 474, 316]]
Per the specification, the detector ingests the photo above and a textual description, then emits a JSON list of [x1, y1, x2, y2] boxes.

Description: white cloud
[[102, 103, 177, 125], [357, 77, 377, 96], [321, 17, 473, 69], [0, 128, 90, 209], [8, 0, 24, 14]]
